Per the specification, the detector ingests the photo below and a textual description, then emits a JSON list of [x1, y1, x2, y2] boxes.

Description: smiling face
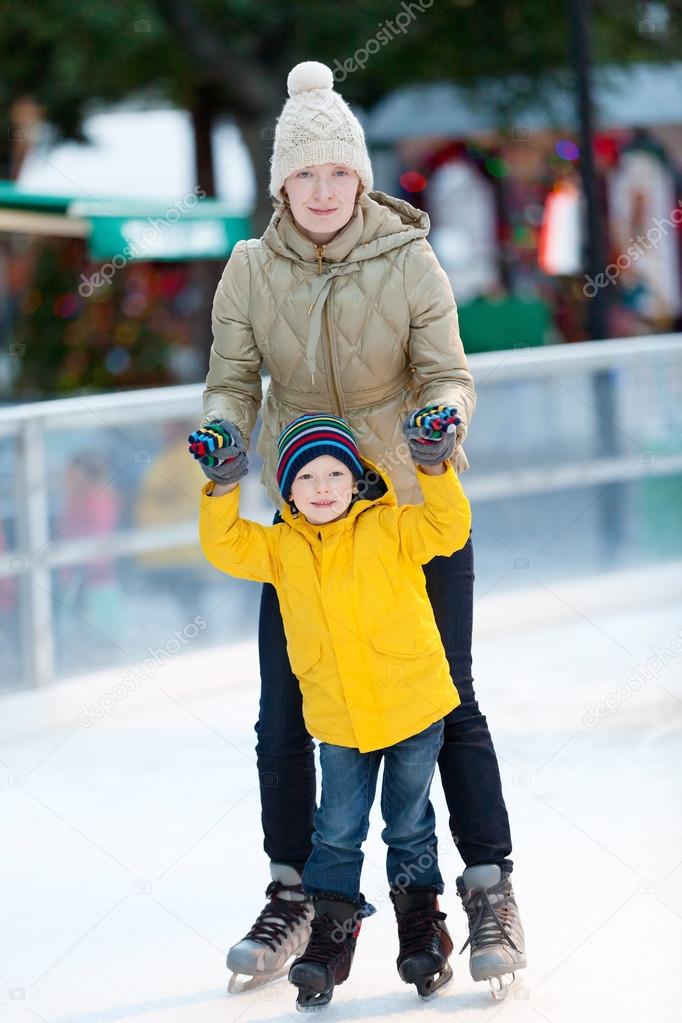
[[283, 163, 361, 243], [289, 454, 359, 525]]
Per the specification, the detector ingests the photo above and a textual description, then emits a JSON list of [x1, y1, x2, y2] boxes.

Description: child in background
[[191, 408, 470, 1009]]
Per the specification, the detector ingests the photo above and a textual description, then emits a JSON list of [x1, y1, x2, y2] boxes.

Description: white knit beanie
[[269, 61, 374, 199]]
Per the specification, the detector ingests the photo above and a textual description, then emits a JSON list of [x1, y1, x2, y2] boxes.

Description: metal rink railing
[[1, 334, 681, 690]]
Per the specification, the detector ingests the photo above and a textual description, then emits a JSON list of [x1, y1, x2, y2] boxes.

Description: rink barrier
[[1, 332, 681, 689]]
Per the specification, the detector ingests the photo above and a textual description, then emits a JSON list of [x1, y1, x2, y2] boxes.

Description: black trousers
[[255, 522, 513, 875]]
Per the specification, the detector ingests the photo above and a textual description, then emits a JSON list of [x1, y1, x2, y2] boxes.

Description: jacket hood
[[261, 191, 431, 385], [280, 454, 397, 540], [262, 190, 430, 268]]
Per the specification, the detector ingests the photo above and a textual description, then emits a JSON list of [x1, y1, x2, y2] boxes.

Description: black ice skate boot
[[288, 894, 362, 1011], [390, 888, 454, 999], [456, 864, 527, 1000], [226, 863, 313, 993]]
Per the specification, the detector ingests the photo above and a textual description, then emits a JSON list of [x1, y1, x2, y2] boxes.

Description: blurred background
[[0, 6, 681, 1021], [1, 0, 681, 690]]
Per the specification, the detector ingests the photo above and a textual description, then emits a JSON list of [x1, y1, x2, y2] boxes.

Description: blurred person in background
[[0, 517, 19, 686], [55, 450, 123, 669], [190, 61, 526, 999], [134, 420, 212, 620]]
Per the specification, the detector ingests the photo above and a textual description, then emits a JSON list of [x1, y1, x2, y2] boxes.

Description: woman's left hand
[[402, 403, 461, 465]]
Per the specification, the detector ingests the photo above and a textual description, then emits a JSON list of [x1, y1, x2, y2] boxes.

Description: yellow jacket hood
[[279, 455, 396, 540]]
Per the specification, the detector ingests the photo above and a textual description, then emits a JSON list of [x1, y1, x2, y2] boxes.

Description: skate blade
[[489, 972, 518, 1001], [227, 963, 290, 994], [227, 937, 311, 995], [411, 961, 453, 994], [295, 989, 333, 1011]]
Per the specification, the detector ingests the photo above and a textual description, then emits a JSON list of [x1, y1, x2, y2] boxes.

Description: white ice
[[2, 563, 681, 1023]]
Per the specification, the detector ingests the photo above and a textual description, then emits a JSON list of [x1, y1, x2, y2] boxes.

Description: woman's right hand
[[402, 403, 461, 466], [188, 419, 249, 485]]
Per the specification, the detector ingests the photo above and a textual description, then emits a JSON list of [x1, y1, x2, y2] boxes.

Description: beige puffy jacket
[[201, 189, 476, 507]]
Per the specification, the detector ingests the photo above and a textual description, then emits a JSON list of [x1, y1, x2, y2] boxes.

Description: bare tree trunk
[[190, 88, 216, 198], [186, 104, 282, 376], [234, 110, 281, 236], [188, 259, 221, 374], [187, 90, 221, 371], [3, 97, 44, 180], [184, 70, 283, 371], [0, 107, 13, 180]]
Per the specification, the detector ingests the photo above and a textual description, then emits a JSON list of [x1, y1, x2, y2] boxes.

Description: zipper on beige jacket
[[324, 299, 346, 418], [308, 243, 345, 416], [305, 245, 326, 385]]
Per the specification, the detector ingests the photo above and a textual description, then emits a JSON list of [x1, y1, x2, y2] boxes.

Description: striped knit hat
[[276, 414, 365, 501]]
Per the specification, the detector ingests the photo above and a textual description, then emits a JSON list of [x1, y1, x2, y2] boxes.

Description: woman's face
[[283, 163, 361, 244]]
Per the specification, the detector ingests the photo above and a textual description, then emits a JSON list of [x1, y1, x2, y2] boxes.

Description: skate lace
[[300, 914, 355, 966], [459, 881, 520, 955], [397, 906, 447, 957], [243, 881, 311, 952]]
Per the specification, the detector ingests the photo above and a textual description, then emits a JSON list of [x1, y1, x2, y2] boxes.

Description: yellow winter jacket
[[198, 458, 471, 753]]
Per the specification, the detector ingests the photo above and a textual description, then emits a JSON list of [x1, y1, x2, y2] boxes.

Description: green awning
[[0, 182, 75, 211], [0, 181, 250, 261]]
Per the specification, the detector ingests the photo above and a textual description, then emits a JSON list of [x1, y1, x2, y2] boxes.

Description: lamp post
[[568, 0, 621, 561], [567, 0, 610, 341]]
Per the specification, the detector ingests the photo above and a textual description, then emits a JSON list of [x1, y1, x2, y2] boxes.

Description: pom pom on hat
[[269, 61, 373, 199], [287, 61, 334, 96]]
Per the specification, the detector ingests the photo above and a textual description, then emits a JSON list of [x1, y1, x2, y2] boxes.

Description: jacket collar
[[280, 455, 396, 541], [262, 190, 430, 269], [279, 200, 365, 264]]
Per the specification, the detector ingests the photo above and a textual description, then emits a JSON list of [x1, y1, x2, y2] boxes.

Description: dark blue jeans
[[303, 721, 445, 901], [255, 519, 513, 875]]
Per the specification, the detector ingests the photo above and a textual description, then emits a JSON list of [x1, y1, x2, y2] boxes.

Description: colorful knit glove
[[187, 419, 248, 485], [402, 403, 461, 466]]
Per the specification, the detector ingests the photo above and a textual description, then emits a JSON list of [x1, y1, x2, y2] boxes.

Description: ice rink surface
[[2, 565, 681, 1023]]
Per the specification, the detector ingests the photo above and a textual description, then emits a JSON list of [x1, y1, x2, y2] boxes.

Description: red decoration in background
[[399, 171, 428, 193], [594, 134, 620, 168], [53, 293, 80, 318], [423, 141, 467, 175]]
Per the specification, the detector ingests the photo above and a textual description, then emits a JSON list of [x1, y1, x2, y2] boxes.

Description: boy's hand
[[188, 419, 248, 485], [402, 403, 461, 466]]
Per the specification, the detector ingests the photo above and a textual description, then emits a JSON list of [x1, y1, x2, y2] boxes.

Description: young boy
[[192, 409, 471, 1009]]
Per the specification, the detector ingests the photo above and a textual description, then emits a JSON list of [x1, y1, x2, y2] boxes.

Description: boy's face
[[289, 454, 359, 525]]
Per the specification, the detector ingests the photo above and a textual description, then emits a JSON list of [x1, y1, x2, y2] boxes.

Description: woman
[[194, 61, 526, 997]]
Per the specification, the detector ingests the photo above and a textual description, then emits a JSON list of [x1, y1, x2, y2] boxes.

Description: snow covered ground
[[2, 564, 681, 1023]]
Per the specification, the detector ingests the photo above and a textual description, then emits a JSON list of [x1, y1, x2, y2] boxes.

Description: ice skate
[[390, 888, 453, 999], [456, 864, 527, 1000], [289, 895, 362, 1011], [226, 863, 313, 993]]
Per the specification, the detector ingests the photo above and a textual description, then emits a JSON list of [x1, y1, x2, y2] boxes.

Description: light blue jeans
[[302, 720, 445, 904]]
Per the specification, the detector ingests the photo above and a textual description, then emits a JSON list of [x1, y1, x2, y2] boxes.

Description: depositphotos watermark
[[332, 0, 434, 82], [583, 200, 682, 298], [78, 187, 207, 297], [582, 629, 682, 728], [77, 617, 207, 727]]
